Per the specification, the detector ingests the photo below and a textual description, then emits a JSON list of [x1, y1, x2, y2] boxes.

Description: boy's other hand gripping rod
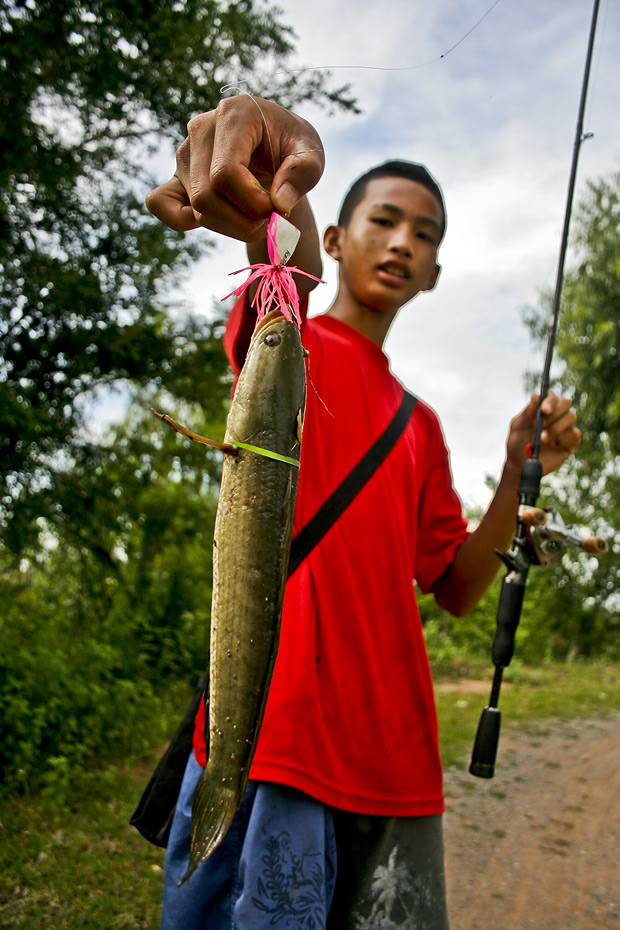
[[469, 0, 601, 779]]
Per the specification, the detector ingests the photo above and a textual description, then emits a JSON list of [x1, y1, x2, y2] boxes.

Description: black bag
[[129, 671, 207, 847], [130, 391, 417, 847]]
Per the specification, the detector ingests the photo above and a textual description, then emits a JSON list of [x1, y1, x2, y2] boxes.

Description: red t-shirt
[[194, 297, 469, 817]]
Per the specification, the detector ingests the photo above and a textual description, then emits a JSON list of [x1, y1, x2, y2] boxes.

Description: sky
[[178, 0, 619, 511]]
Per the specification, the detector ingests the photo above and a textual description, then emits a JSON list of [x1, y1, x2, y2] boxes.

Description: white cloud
[[172, 0, 619, 507]]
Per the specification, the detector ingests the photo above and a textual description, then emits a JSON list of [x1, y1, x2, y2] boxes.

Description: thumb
[[526, 392, 541, 419], [523, 391, 541, 419], [270, 147, 325, 214], [511, 392, 540, 433]]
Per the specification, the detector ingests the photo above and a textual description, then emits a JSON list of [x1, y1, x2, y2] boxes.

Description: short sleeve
[[414, 429, 469, 594]]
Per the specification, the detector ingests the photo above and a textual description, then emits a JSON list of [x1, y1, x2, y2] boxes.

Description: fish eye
[[264, 332, 282, 347]]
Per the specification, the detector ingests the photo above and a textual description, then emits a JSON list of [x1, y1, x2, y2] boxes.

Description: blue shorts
[[161, 753, 450, 930]]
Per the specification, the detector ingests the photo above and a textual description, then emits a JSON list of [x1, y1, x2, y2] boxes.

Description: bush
[[0, 565, 167, 795], [0, 414, 218, 793]]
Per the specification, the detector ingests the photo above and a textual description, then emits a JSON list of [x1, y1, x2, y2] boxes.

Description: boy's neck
[[325, 295, 398, 348]]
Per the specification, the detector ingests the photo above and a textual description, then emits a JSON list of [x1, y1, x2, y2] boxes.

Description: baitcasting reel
[[524, 506, 608, 565]]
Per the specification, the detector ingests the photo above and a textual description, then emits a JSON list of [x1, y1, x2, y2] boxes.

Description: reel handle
[[582, 536, 609, 554]]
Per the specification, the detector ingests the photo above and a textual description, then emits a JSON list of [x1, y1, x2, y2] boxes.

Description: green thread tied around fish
[[150, 409, 299, 467], [229, 440, 300, 467]]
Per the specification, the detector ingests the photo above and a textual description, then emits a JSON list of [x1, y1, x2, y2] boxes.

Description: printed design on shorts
[[252, 831, 328, 928], [354, 846, 430, 929]]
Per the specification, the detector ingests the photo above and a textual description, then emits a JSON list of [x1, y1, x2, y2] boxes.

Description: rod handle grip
[[469, 705, 501, 779], [492, 579, 525, 667]]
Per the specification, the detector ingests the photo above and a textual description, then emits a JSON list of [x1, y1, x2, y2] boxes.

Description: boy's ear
[[323, 224, 344, 261], [424, 263, 441, 292]]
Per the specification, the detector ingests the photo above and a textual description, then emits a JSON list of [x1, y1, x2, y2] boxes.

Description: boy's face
[[325, 176, 442, 317]]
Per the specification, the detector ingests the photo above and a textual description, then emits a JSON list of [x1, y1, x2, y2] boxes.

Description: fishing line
[[220, 0, 503, 96], [237, 92, 324, 178], [220, 0, 504, 200], [244, 92, 277, 178], [583, 0, 609, 136]]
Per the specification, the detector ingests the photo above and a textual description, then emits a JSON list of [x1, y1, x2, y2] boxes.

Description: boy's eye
[[371, 216, 393, 227]]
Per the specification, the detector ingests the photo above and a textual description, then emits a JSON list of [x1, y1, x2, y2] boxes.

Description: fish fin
[[296, 408, 304, 445], [303, 358, 334, 418], [151, 408, 237, 455], [178, 773, 238, 885]]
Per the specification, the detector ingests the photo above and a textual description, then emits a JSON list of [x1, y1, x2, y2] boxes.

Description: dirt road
[[443, 712, 620, 929]]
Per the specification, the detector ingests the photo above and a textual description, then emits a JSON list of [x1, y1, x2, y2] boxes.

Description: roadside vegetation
[[1, 660, 619, 929], [1, 4, 618, 928]]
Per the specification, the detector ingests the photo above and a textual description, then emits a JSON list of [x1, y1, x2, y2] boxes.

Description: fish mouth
[[252, 310, 287, 342]]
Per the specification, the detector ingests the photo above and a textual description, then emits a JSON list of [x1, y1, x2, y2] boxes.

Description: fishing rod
[[469, 0, 605, 779]]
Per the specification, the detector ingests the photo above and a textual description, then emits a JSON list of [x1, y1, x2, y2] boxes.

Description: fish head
[[228, 310, 307, 444]]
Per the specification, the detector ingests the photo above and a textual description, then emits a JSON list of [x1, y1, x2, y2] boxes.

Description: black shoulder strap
[[287, 390, 417, 578]]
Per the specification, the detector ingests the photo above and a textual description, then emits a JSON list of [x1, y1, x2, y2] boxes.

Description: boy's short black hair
[[337, 160, 446, 240]]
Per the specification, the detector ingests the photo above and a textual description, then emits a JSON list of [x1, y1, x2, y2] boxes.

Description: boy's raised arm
[[146, 96, 324, 247], [432, 392, 581, 617]]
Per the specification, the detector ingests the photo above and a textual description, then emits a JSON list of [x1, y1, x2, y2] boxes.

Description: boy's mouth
[[377, 260, 410, 281]]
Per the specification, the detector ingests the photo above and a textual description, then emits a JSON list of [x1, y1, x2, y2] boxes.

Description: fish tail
[[178, 770, 238, 885]]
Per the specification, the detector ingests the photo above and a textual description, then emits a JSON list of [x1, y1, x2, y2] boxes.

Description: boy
[[147, 97, 580, 929]]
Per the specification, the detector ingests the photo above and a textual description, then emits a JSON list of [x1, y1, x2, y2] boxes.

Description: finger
[[145, 177, 200, 232], [555, 426, 581, 453], [510, 392, 540, 433], [202, 102, 274, 221], [539, 390, 557, 415], [177, 110, 272, 240], [544, 416, 580, 450], [540, 398, 574, 441], [271, 144, 325, 214], [569, 426, 582, 451], [207, 99, 324, 216], [526, 392, 541, 419], [190, 194, 270, 243]]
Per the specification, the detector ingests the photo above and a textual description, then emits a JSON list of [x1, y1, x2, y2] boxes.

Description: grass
[[434, 659, 620, 769], [1, 660, 619, 928], [0, 759, 166, 929]]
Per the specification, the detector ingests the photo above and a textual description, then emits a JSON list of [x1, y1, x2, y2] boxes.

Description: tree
[[0, 395, 226, 791], [0, 0, 357, 550], [523, 171, 620, 658], [0, 2, 360, 791]]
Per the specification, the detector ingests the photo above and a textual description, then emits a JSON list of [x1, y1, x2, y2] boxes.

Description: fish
[[182, 308, 306, 882]]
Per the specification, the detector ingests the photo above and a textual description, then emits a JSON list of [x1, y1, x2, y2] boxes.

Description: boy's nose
[[388, 228, 413, 257], [389, 239, 412, 258]]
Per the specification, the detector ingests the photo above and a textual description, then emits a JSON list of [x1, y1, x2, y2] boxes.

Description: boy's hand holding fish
[[146, 95, 324, 241], [147, 96, 324, 303]]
